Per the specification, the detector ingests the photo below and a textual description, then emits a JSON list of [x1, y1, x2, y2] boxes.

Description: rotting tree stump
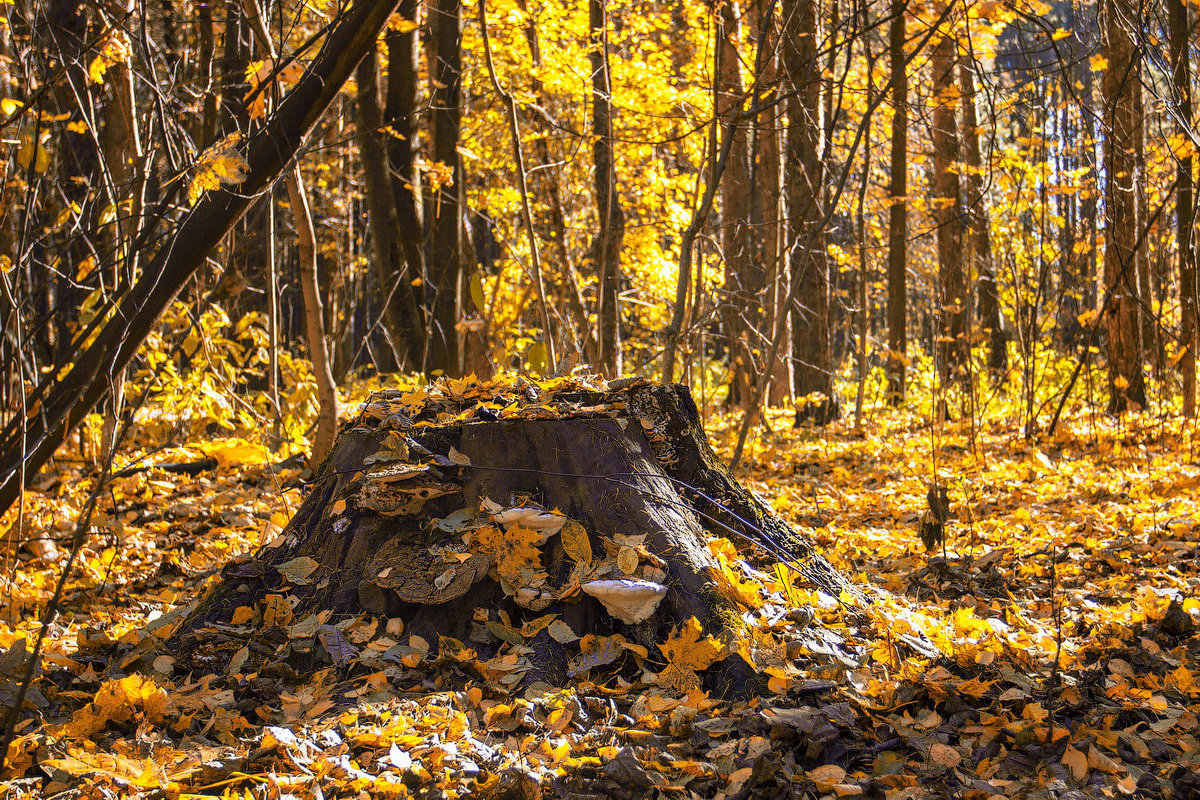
[[169, 379, 855, 696]]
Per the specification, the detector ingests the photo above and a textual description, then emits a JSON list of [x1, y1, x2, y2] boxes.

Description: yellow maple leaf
[[187, 133, 249, 205], [707, 538, 764, 609], [470, 523, 542, 588], [655, 617, 726, 691]]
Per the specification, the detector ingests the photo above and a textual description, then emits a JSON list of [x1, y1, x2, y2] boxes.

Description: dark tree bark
[[1132, 77, 1156, 374], [1171, 0, 1196, 416], [930, 13, 967, 381], [426, 0, 465, 375], [1100, 0, 1146, 411], [385, 0, 430, 364], [782, 0, 837, 424], [750, 0, 791, 407], [717, 0, 761, 407], [169, 382, 854, 696], [886, 0, 907, 404], [357, 44, 424, 370], [195, 0, 220, 147], [589, 0, 625, 376], [0, 0, 405, 518]]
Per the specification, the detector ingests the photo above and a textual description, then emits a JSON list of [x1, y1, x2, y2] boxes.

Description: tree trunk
[[288, 170, 339, 466], [886, 0, 907, 404], [169, 382, 854, 695], [589, 0, 625, 376], [958, 62, 1006, 376], [195, 0, 220, 147], [385, 0, 430, 365], [1133, 79, 1157, 374], [97, 4, 145, 461], [751, 0, 791, 408], [0, 0, 404, 518], [1100, 0, 1146, 411], [356, 45, 404, 373], [241, 0, 338, 465], [479, 0, 556, 373], [242, 0, 338, 466], [782, 0, 838, 424], [514, 0, 594, 363], [427, 0, 465, 376], [718, 1, 761, 407], [356, 44, 423, 371], [1080, 63, 1101, 318], [1171, 0, 1196, 416], [930, 13, 967, 382]]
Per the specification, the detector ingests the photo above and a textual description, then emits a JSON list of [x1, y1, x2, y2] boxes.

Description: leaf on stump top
[[470, 523, 543, 588]]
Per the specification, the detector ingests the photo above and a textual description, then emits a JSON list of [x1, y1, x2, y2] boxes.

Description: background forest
[[4, 0, 1195, 463], [4, 0, 1200, 797]]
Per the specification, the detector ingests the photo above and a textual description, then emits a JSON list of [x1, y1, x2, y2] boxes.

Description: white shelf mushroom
[[582, 579, 668, 624]]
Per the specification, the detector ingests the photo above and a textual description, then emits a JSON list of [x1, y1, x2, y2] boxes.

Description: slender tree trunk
[[242, 0, 338, 464], [514, 0, 593, 363], [589, 0, 625, 376], [196, 0, 220, 146], [930, 11, 966, 382], [0, 0, 403, 516], [1133, 77, 1157, 373], [853, 73, 872, 428], [1171, 0, 1196, 416], [717, 1, 759, 406], [478, 0, 556, 373], [782, 0, 837, 423], [356, 46, 403, 372], [385, 0, 429, 365], [751, 0, 790, 407], [427, 0, 464, 375], [1081, 64, 1100, 316], [958, 62, 1006, 375], [886, 0, 907, 403], [48, 0, 96, 371], [287, 170, 338, 465], [1100, 0, 1146, 411], [97, 6, 145, 461], [357, 45, 422, 370]]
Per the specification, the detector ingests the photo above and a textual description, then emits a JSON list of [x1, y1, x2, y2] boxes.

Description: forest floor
[[2, 375, 1200, 799]]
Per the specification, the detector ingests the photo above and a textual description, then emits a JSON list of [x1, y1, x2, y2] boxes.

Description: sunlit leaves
[[16, 133, 49, 173], [60, 675, 171, 739], [187, 133, 250, 205], [201, 437, 271, 470], [87, 31, 132, 84], [654, 617, 726, 691], [469, 522, 543, 589]]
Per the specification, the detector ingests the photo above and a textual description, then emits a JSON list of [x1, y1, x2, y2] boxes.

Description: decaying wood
[[169, 381, 854, 696]]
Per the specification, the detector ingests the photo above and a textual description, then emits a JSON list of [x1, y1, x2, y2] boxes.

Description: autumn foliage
[[3, 0, 1200, 795]]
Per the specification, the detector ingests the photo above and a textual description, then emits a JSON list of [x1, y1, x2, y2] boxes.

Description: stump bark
[[170, 380, 855, 696]]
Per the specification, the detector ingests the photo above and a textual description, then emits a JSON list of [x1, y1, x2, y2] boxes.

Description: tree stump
[[170, 379, 855, 696]]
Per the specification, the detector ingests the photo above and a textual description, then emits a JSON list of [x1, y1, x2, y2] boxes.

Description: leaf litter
[[1, 375, 1200, 798]]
